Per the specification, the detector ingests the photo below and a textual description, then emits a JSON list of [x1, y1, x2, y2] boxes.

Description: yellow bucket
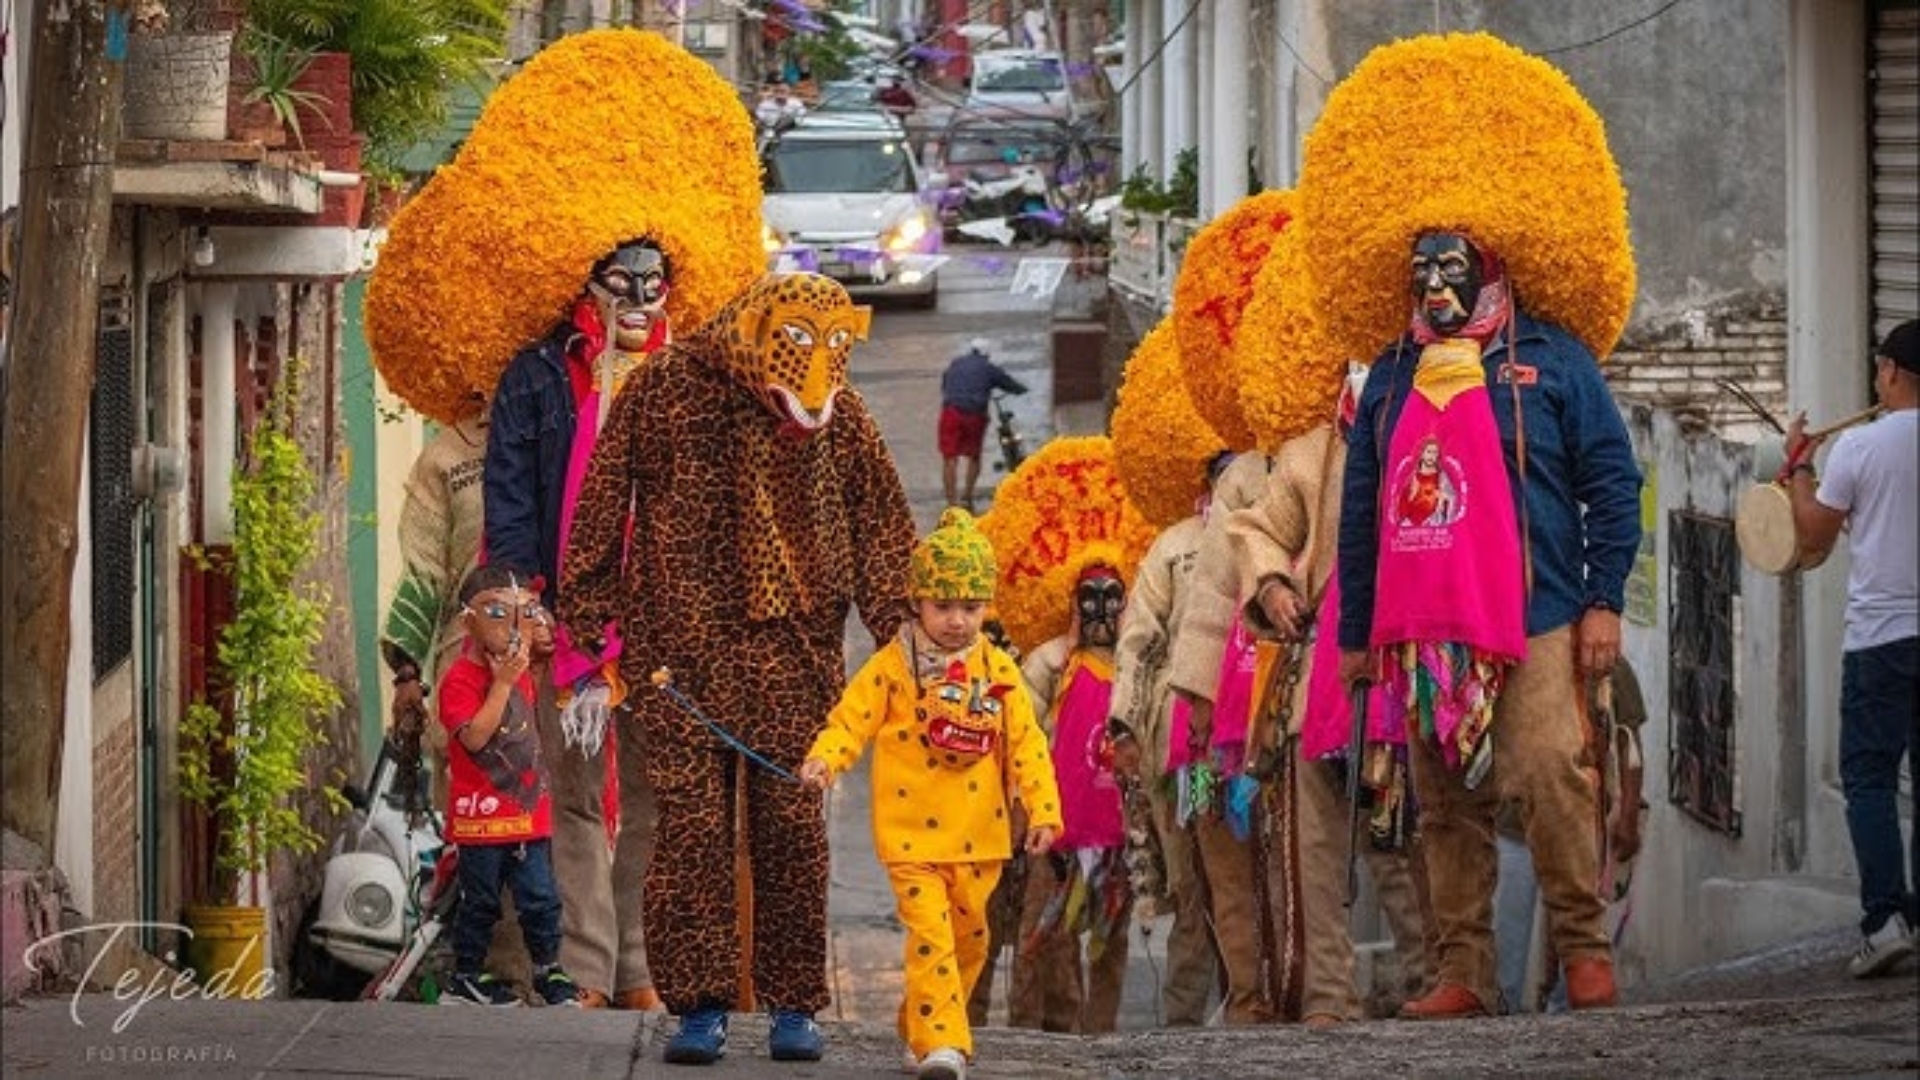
[[182, 903, 273, 999]]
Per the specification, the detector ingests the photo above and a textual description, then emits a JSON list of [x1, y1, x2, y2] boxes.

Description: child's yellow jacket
[[808, 634, 1062, 863]]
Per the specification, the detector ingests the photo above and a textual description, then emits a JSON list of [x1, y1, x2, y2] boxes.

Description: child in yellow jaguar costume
[[562, 271, 918, 1065], [801, 508, 1061, 1080]]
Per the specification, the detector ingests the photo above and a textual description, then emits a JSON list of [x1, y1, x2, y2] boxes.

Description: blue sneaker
[[768, 1009, 825, 1062], [663, 1007, 728, 1065]]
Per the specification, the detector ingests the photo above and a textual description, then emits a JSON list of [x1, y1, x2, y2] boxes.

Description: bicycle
[[991, 391, 1026, 474]]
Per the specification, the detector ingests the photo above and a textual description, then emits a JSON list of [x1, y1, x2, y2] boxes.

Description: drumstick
[[1716, 379, 1786, 435], [1805, 405, 1884, 440]]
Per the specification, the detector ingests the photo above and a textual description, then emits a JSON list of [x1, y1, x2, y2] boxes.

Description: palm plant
[[244, 0, 508, 172]]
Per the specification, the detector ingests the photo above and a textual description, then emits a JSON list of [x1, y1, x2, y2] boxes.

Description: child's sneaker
[[901, 1046, 920, 1074], [917, 1047, 967, 1080], [443, 970, 521, 1007], [534, 965, 582, 1006], [1847, 912, 1917, 978]]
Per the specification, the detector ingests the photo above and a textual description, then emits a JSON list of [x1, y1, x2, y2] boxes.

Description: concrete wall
[[1618, 405, 1859, 982], [1301, 1, 1789, 341]]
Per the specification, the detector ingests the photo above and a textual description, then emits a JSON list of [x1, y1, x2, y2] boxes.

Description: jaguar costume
[[562, 272, 917, 1025]]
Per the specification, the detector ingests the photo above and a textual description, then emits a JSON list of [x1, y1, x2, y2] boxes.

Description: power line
[[1538, 0, 1690, 56], [1109, 0, 1198, 101]]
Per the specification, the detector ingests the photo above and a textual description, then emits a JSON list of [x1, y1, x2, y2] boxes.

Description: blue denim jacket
[[1337, 312, 1642, 650], [484, 326, 576, 606]]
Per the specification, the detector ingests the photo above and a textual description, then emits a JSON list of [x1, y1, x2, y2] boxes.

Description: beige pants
[[1410, 626, 1608, 1006], [1189, 810, 1270, 1024], [1294, 747, 1432, 1019], [544, 702, 659, 997], [1147, 781, 1218, 1026]]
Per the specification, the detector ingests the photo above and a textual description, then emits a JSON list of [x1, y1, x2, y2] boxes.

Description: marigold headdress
[[1110, 319, 1225, 528], [1297, 32, 1635, 362], [1171, 189, 1295, 449], [366, 29, 766, 424], [976, 436, 1155, 652], [1231, 218, 1349, 449]]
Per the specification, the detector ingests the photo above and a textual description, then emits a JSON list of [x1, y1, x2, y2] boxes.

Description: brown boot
[[615, 986, 665, 1011], [1564, 956, 1617, 1010], [1397, 983, 1488, 1021], [576, 988, 611, 1009], [1302, 1012, 1346, 1031]]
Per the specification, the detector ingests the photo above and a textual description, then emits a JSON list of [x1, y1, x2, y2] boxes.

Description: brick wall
[[91, 715, 139, 923], [1605, 296, 1788, 439]]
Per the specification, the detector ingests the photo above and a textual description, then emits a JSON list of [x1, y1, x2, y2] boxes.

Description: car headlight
[[884, 212, 929, 253], [348, 882, 395, 928], [762, 222, 787, 254]]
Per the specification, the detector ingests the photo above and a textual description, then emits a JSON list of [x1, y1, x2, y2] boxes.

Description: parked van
[[761, 111, 941, 307]]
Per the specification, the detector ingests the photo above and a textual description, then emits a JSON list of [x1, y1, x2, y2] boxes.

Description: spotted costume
[[562, 272, 916, 1016]]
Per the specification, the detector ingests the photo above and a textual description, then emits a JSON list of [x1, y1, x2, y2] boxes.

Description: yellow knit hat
[[911, 507, 998, 600]]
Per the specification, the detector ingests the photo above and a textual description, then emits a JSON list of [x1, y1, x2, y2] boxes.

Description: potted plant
[[229, 26, 328, 148], [242, 0, 508, 178], [180, 361, 344, 995], [125, 0, 238, 142]]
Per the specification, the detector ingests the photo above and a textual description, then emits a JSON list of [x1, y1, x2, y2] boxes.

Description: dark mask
[[1410, 232, 1484, 337], [590, 241, 671, 308], [1075, 574, 1125, 649]]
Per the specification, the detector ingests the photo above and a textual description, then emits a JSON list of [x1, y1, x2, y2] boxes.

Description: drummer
[[1783, 318, 1919, 980]]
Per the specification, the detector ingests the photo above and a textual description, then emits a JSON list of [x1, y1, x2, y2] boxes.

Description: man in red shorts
[[939, 337, 1028, 511]]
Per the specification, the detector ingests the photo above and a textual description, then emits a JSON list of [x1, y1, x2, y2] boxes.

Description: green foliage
[[237, 27, 328, 147], [1116, 148, 1200, 218], [180, 362, 343, 886], [781, 0, 866, 83], [244, 0, 509, 173]]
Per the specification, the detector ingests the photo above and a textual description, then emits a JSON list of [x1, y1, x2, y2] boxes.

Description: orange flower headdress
[[1297, 32, 1635, 363], [1231, 218, 1349, 449], [976, 436, 1155, 653], [1110, 319, 1226, 528], [1171, 189, 1295, 449], [366, 29, 766, 424]]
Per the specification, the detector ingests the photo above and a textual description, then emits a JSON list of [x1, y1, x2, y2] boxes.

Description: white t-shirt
[[1816, 408, 1919, 651]]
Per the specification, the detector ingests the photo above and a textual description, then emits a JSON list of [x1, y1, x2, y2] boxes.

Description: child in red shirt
[[438, 563, 574, 1007]]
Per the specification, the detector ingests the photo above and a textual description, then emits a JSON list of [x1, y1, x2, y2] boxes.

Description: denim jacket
[[1337, 312, 1642, 650], [484, 325, 576, 606]]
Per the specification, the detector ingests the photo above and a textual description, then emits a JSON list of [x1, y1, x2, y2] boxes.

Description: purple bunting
[[1065, 61, 1100, 79], [908, 43, 959, 64]]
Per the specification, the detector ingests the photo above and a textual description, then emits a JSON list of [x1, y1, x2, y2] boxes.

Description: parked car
[[964, 48, 1084, 123], [761, 111, 942, 307]]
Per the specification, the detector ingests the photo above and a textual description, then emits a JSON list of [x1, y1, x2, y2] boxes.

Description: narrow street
[[3, 246, 1916, 1078]]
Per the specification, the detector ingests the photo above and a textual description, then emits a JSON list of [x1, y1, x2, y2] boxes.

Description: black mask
[[1410, 232, 1484, 337], [1075, 575, 1125, 649], [590, 241, 671, 308]]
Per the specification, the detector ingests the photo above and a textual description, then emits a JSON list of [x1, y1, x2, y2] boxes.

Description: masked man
[[1337, 230, 1641, 1019], [1227, 369, 1433, 1027], [1105, 451, 1235, 1028], [485, 238, 672, 1010], [1010, 563, 1134, 1034], [562, 272, 916, 1065]]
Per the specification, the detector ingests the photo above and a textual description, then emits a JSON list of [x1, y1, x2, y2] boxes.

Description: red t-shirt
[[437, 654, 551, 843]]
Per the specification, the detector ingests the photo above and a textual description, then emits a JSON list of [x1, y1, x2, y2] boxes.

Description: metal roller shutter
[[1871, 4, 1919, 342]]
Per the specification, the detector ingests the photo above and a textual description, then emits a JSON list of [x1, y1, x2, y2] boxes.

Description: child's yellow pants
[[888, 860, 1003, 1057]]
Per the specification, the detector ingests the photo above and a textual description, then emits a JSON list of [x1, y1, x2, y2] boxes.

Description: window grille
[[1667, 510, 1742, 836], [91, 287, 136, 680]]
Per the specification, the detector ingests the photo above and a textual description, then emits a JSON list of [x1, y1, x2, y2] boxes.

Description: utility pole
[[1, 0, 126, 854]]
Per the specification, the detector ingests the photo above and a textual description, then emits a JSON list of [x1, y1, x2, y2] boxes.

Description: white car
[[761, 112, 942, 308], [965, 49, 1088, 123]]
